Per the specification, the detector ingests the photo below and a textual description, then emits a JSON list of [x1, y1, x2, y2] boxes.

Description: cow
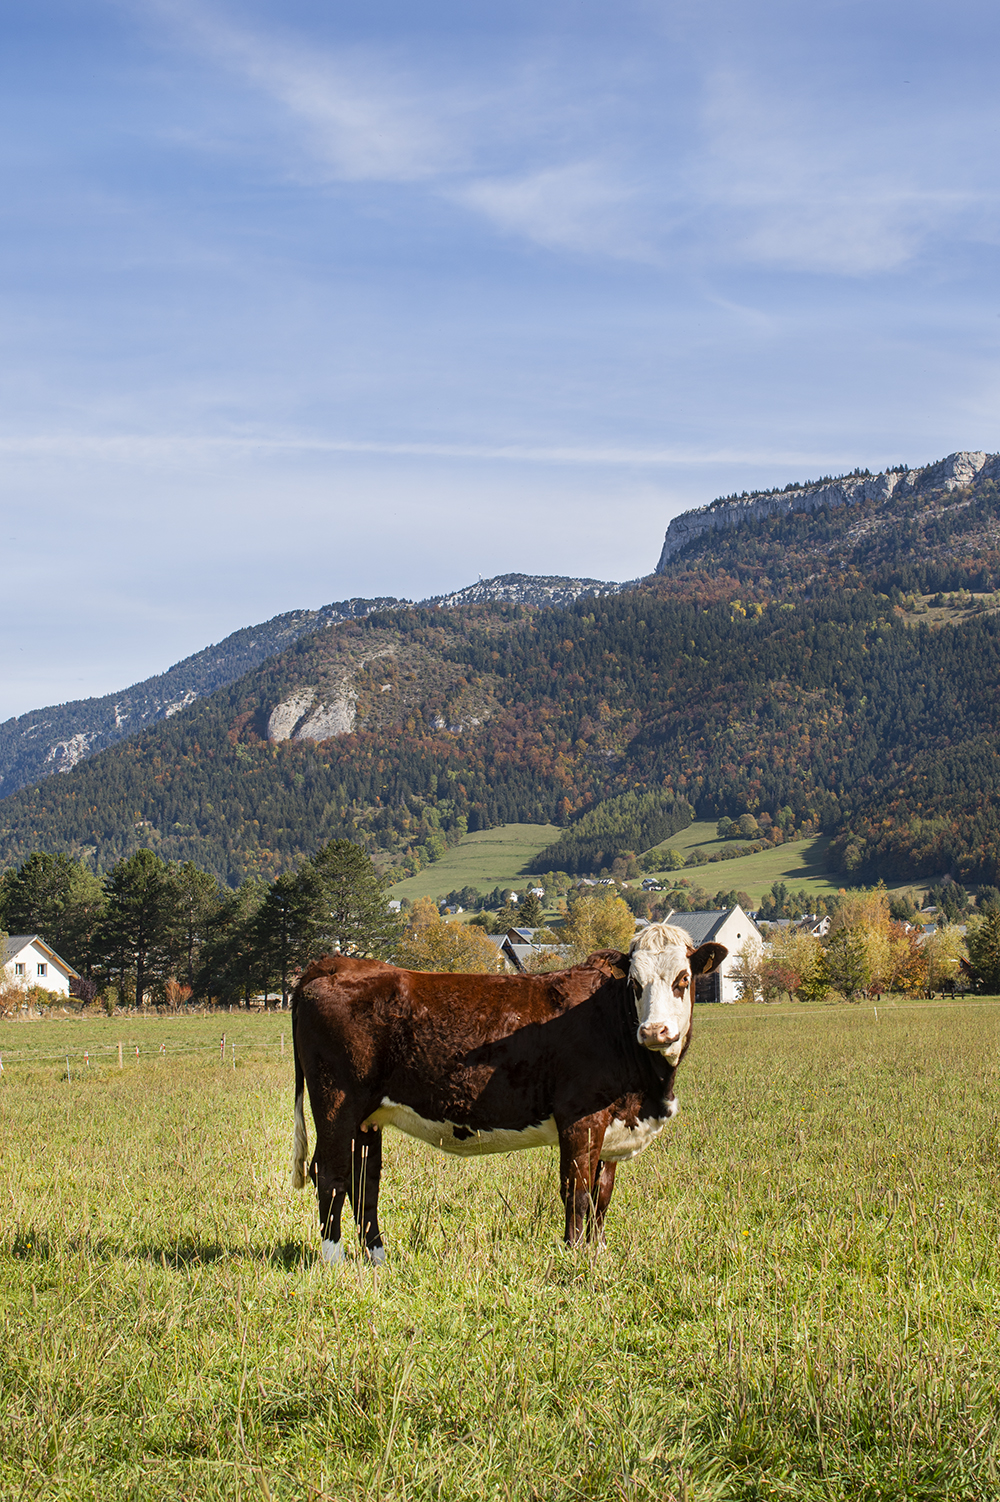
[[290, 922, 726, 1264]]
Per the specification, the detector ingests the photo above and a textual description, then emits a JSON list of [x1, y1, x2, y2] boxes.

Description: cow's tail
[[291, 1005, 309, 1191]]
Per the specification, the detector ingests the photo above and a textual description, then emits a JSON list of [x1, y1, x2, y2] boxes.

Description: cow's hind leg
[[350, 1129, 386, 1265], [590, 1160, 617, 1244], [313, 1132, 354, 1266]]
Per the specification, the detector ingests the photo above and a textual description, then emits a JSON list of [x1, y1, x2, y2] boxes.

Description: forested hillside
[[3, 452, 1000, 891], [0, 595, 402, 798]]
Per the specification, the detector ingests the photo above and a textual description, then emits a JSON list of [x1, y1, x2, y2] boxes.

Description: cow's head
[[628, 923, 728, 1064]]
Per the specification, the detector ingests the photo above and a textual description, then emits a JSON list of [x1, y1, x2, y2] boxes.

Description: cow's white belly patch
[[600, 1114, 671, 1162], [364, 1098, 559, 1157]]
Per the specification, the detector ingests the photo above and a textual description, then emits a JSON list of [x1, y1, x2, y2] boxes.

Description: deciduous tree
[[396, 912, 500, 973], [561, 891, 635, 958]]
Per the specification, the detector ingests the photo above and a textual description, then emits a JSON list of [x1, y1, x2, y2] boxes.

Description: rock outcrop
[[655, 451, 1000, 571]]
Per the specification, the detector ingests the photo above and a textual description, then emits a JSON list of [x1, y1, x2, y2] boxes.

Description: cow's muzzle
[[637, 1023, 681, 1051]]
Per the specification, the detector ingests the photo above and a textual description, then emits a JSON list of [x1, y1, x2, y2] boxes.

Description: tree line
[[736, 885, 1000, 1003], [0, 844, 400, 1008]]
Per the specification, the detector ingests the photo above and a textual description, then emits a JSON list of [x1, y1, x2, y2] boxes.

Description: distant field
[[4, 1002, 1000, 1498], [388, 822, 561, 901], [645, 820, 841, 903], [388, 819, 844, 906]]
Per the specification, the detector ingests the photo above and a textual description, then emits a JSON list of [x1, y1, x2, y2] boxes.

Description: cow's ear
[[592, 949, 630, 979], [687, 941, 728, 976]]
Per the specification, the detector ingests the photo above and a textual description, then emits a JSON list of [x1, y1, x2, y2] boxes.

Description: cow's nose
[[638, 1023, 677, 1049]]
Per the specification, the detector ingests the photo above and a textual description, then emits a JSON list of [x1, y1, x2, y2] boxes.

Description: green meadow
[[646, 822, 840, 903], [388, 819, 842, 907], [388, 823, 561, 902], [3, 1001, 1000, 1499]]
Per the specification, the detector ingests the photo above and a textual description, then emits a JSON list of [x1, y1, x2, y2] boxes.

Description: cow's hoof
[[320, 1239, 345, 1265], [363, 1244, 387, 1267]]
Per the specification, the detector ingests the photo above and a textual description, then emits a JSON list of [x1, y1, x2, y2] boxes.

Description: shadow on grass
[[7, 1231, 308, 1269]]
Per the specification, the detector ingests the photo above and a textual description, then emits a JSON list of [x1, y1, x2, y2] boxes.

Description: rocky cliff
[[0, 574, 623, 800], [655, 451, 1000, 570]]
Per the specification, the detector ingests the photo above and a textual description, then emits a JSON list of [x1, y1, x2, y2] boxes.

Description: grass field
[[646, 821, 841, 904], [388, 823, 561, 902], [387, 818, 843, 908], [3, 1001, 1000, 1499]]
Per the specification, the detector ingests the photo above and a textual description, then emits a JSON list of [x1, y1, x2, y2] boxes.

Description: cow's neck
[[621, 988, 680, 1106]]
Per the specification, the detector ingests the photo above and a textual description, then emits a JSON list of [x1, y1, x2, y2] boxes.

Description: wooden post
[[118, 1040, 123, 1069]]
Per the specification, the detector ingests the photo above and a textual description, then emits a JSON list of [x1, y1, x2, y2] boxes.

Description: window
[[14, 962, 25, 976], [36, 963, 47, 977]]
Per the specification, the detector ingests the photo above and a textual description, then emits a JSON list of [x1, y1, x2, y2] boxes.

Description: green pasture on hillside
[[388, 822, 560, 902], [388, 818, 843, 907], [646, 821, 841, 903], [3, 1000, 1000, 1499]]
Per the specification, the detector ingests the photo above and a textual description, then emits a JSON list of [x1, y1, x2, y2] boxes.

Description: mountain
[[0, 574, 623, 801], [655, 449, 1000, 591], [3, 449, 1000, 893]]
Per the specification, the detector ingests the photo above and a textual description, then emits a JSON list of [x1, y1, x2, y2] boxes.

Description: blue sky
[[2, 0, 998, 719]]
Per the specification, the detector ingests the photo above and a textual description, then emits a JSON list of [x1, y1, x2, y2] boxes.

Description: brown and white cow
[[291, 922, 725, 1263]]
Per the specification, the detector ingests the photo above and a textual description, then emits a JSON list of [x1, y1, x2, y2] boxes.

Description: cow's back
[[292, 951, 638, 1132]]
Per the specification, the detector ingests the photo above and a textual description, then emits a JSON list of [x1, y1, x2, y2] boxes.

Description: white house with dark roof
[[2, 936, 81, 996], [663, 906, 762, 1003]]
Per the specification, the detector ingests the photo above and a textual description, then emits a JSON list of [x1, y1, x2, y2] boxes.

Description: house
[[2, 935, 81, 997], [663, 907, 763, 1003], [484, 929, 573, 973]]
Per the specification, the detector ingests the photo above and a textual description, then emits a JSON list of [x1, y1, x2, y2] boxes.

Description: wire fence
[[0, 1031, 290, 1075]]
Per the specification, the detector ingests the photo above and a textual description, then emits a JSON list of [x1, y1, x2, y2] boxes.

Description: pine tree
[[253, 868, 324, 1007], [307, 840, 402, 961], [96, 850, 178, 1004], [0, 852, 106, 975], [169, 862, 223, 988]]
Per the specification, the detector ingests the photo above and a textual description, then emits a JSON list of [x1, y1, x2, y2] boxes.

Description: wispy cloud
[[136, 5, 1000, 275], [144, 1, 648, 255], [453, 160, 648, 259], [695, 71, 991, 274], [148, 0, 467, 181], [0, 430, 863, 471]]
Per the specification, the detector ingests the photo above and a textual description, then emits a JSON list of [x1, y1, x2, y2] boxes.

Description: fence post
[[118, 1040, 123, 1069], [220, 1033, 226, 1062], [232, 1040, 236, 1072], [66, 1055, 71, 1083]]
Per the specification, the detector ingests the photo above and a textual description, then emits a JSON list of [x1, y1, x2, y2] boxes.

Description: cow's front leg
[[350, 1128, 386, 1265], [557, 1118, 608, 1245]]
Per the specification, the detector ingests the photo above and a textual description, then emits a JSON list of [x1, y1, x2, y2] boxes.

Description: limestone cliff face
[[266, 683, 360, 742], [655, 451, 1000, 571]]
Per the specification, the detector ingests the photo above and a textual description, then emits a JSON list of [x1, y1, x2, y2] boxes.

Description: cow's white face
[[628, 938, 693, 1065]]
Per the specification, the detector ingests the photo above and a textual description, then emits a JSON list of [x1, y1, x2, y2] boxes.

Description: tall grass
[[2, 1002, 999, 1499]]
